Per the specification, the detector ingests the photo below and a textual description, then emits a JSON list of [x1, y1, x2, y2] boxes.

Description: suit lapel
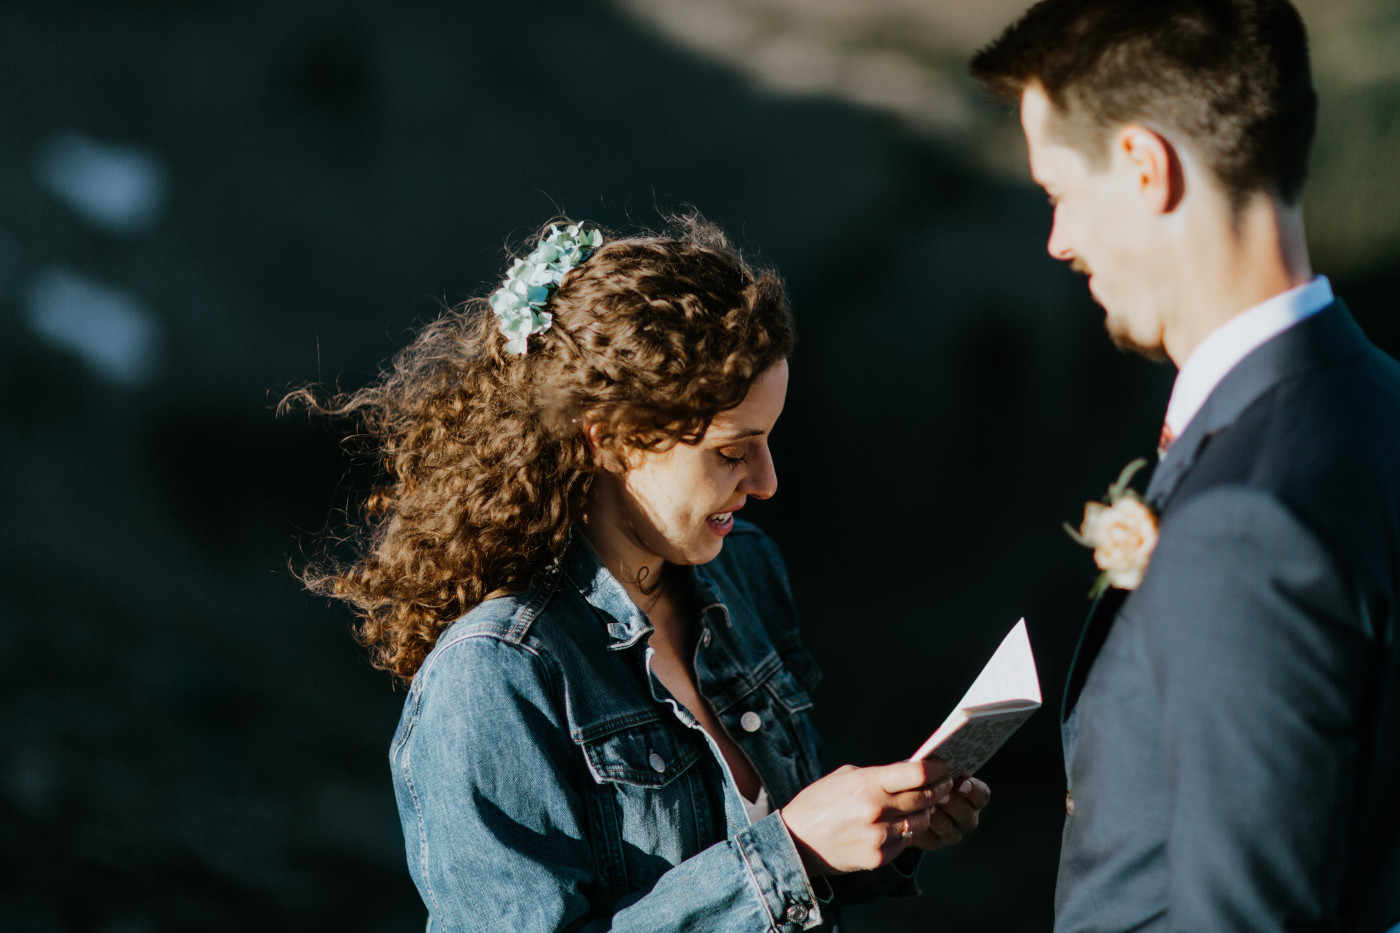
[[1148, 299, 1364, 510], [1062, 586, 1127, 721], [1062, 300, 1367, 720], [1143, 407, 1212, 508]]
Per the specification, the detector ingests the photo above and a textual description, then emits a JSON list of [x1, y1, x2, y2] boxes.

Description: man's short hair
[[970, 0, 1317, 208]]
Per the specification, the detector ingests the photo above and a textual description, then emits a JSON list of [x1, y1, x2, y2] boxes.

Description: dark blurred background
[[2, 1, 1396, 930]]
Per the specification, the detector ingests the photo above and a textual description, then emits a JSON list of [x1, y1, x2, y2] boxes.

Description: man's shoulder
[[1258, 299, 1400, 414], [1256, 350, 1398, 465], [1185, 307, 1400, 500], [1150, 310, 1400, 622], [1282, 302, 1400, 410]]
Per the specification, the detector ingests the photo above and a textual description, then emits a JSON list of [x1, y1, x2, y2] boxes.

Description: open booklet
[[909, 619, 1042, 777]]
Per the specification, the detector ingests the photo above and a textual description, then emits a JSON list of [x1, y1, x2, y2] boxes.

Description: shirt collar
[[1163, 275, 1333, 443]]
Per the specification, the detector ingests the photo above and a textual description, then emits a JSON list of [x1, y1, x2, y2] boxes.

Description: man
[[971, 2, 1400, 930]]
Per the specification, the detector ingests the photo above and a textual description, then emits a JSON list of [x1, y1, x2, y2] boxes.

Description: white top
[[742, 785, 773, 823], [1163, 276, 1334, 446]]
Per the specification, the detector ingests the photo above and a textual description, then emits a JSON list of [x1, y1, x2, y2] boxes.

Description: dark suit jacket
[[1055, 302, 1400, 932]]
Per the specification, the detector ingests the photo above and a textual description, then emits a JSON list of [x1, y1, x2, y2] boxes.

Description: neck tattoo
[[635, 564, 666, 616]]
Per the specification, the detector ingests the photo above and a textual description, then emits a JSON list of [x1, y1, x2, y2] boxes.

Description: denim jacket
[[389, 521, 919, 933]]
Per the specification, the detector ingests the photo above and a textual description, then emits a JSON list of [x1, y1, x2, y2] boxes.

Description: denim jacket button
[[740, 711, 762, 732], [648, 752, 666, 773], [700, 628, 712, 646], [785, 902, 809, 924]]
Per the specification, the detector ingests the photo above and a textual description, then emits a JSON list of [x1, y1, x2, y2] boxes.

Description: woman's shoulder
[[413, 597, 549, 684], [413, 563, 610, 689], [392, 595, 579, 764]]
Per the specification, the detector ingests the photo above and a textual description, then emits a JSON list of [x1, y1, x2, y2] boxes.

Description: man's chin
[[1106, 319, 1168, 362]]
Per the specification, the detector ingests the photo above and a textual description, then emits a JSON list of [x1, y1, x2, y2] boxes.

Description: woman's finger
[[907, 807, 960, 851], [873, 758, 950, 794], [887, 816, 916, 848], [884, 786, 943, 816], [954, 777, 992, 809], [936, 777, 990, 834], [936, 794, 979, 833], [928, 806, 958, 838]]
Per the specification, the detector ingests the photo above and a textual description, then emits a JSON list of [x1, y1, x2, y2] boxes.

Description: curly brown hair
[[286, 216, 795, 682]]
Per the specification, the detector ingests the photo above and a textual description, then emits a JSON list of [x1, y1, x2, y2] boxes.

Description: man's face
[[1020, 84, 1167, 359]]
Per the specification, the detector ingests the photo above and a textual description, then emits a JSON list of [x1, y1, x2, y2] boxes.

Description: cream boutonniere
[[1065, 458, 1159, 597]]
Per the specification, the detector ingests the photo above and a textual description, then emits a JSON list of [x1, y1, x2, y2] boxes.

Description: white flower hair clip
[[1065, 458, 1159, 597], [488, 223, 603, 355]]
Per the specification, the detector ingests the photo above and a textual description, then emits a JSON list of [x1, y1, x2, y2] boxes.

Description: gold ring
[[900, 818, 913, 843]]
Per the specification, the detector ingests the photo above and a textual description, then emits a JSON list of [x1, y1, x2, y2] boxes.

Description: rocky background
[[2, 1, 1396, 930]]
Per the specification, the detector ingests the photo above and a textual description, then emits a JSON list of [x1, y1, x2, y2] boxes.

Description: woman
[[295, 217, 989, 931]]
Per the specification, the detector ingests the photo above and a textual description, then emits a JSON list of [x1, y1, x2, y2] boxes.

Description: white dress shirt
[[1162, 276, 1334, 450]]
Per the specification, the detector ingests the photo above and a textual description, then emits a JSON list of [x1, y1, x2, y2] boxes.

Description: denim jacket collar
[[555, 528, 735, 651], [689, 563, 732, 624], [555, 529, 653, 650]]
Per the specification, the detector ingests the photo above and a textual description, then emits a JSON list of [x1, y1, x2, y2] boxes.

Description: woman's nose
[[744, 443, 778, 500]]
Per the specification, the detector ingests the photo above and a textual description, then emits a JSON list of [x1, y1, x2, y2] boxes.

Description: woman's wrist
[[776, 806, 832, 878]]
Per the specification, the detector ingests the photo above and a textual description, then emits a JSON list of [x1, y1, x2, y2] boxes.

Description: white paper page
[[953, 618, 1041, 711], [910, 619, 1042, 763]]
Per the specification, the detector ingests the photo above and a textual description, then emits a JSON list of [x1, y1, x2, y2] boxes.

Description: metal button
[[785, 903, 809, 924], [648, 752, 666, 773], [700, 628, 712, 646], [1065, 791, 1075, 817], [740, 711, 762, 732]]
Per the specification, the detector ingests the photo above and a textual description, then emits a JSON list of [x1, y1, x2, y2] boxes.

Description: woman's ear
[[582, 420, 629, 475]]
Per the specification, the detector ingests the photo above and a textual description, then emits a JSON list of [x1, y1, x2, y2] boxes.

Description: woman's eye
[[718, 449, 748, 466]]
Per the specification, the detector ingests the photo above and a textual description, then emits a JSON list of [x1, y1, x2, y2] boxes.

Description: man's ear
[[1117, 125, 1183, 214], [582, 420, 629, 475]]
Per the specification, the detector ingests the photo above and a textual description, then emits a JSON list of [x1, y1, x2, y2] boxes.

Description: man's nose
[[1046, 208, 1073, 261]]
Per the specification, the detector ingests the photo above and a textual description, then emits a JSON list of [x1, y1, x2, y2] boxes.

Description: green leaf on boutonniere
[[1086, 569, 1113, 599], [1106, 457, 1149, 503]]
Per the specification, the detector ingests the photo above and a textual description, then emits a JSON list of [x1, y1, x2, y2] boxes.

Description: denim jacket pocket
[[577, 716, 720, 896], [762, 664, 815, 715], [716, 662, 822, 806], [582, 716, 703, 787]]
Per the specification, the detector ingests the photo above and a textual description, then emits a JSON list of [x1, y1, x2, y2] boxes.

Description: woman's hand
[[779, 760, 952, 876], [914, 776, 991, 850]]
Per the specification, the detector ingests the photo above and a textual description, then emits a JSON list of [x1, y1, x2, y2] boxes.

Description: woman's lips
[[706, 511, 736, 536]]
